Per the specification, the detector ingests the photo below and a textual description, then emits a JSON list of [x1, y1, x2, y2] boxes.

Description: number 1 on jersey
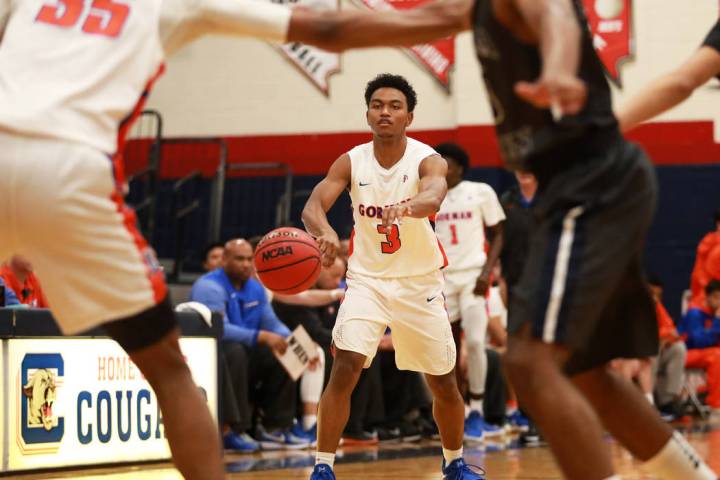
[[36, 0, 129, 38], [377, 224, 401, 254], [449, 224, 459, 245]]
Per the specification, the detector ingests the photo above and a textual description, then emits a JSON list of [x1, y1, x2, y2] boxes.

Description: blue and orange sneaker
[[310, 463, 336, 479], [442, 458, 486, 479]]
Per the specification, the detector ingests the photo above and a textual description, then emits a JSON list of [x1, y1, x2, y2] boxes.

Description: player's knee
[[426, 371, 461, 402], [328, 351, 364, 392]]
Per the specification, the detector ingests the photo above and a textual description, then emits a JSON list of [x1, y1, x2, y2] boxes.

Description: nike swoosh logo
[[426, 296, 436, 303], [359, 182, 371, 187]]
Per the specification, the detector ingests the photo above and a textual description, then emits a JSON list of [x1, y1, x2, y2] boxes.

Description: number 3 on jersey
[[377, 225, 401, 254], [36, 0, 129, 38]]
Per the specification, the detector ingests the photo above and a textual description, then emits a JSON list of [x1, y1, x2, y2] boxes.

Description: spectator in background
[[690, 209, 720, 309], [202, 242, 225, 272], [1, 255, 48, 308], [648, 275, 687, 419], [679, 280, 720, 413], [190, 239, 309, 449], [0, 276, 20, 306]]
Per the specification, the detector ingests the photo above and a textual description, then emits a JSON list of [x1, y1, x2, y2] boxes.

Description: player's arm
[[302, 154, 351, 265], [0, 0, 10, 41], [273, 289, 344, 307], [504, 0, 587, 115], [617, 48, 720, 132], [475, 222, 504, 295], [381, 154, 447, 228], [287, 0, 472, 52]]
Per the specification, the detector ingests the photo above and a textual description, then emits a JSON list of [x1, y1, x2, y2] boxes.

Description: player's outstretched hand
[[381, 204, 412, 229], [316, 230, 340, 267], [514, 73, 587, 118]]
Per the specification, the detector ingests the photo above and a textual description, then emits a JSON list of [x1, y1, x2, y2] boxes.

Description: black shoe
[[340, 429, 378, 446], [375, 426, 402, 443], [519, 423, 543, 446], [396, 420, 422, 442], [414, 416, 440, 439]]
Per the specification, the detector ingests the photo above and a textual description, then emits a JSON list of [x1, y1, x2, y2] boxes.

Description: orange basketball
[[254, 227, 322, 295]]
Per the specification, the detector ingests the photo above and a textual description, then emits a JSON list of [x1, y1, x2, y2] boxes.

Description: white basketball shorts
[[333, 270, 456, 376], [443, 267, 487, 324], [0, 131, 167, 334]]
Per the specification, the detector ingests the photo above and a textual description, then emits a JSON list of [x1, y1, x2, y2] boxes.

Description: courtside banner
[[357, 0, 455, 89], [4, 338, 217, 472], [582, 0, 633, 86], [268, 0, 341, 94]]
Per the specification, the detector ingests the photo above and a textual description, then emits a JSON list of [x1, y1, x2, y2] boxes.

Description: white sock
[[469, 398, 484, 414], [641, 431, 716, 479], [300, 347, 325, 403], [303, 414, 318, 430], [316, 452, 335, 469], [442, 447, 463, 465], [645, 393, 654, 405]]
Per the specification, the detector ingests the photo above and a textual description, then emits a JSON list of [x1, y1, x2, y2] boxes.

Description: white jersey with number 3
[[435, 180, 505, 272], [346, 137, 448, 278], [0, 0, 291, 154]]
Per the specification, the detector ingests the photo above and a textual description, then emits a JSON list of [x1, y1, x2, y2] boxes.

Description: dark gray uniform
[[473, 0, 658, 374]]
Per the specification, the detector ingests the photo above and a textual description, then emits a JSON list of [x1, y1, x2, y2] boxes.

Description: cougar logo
[[23, 369, 57, 431], [20, 353, 65, 447]]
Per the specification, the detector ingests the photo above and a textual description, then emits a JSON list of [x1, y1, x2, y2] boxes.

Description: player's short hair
[[434, 142, 470, 174], [714, 208, 720, 224], [706, 279, 720, 296], [646, 273, 663, 288], [364, 73, 417, 112], [203, 242, 224, 261]]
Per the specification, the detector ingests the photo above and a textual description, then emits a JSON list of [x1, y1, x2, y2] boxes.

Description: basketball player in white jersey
[[434, 142, 505, 441], [302, 74, 484, 480], [0, 1, 475, 479]]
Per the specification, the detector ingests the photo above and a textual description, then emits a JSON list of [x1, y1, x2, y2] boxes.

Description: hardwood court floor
[[14, 422, 720, 479]]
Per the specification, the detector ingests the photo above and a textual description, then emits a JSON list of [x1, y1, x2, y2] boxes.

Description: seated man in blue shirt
[[0, 276, 21, 306], [679, 279, 720, 411], [191, 238, 308, 450]]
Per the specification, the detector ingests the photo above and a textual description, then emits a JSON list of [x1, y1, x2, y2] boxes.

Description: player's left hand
[[514, 73, 587, 118], [381, 203, 412, 229], [473, 272, 490, 296]]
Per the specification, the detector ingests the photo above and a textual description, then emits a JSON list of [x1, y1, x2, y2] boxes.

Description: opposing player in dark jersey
[[618, 19, 720, 131], [293, 1, 717, 479]]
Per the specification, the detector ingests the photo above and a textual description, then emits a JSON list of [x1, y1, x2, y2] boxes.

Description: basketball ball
[[254, 227, 322, 295]]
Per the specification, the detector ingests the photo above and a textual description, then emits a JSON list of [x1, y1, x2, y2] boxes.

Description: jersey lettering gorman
[[347, 138, 447, 278], [436, 181, 505, 271]]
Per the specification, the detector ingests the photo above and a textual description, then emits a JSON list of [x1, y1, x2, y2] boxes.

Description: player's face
[[444, 156, 464, 188], [708, 290, 720, 313], [366, 88, 413, 138], [203, 247, 224, 272], [223, 242, 254, 283]]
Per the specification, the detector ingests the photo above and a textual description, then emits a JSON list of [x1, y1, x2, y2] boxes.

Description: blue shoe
[[310, 463, 336, 479], [223, 431, 259, 452], [291, 420, 317, 446], [283, 429, 312, 450], [473, 412, 503, 438], [507, 410, 530, 432], [464, 412, 484, 443], [442, 458, 486, 479], [255, 425, 285, 450]]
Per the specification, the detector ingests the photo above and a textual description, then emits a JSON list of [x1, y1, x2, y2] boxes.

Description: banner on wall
[[357, 0, 455, 90], [4, 338, 217, 472], [582, 0, 633, 86], [269, 0, 341, 95]]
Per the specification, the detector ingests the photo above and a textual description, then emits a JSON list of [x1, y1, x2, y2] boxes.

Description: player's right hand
[[316, 230, 340, 267], [258, 331, 289, 355], [514, 73, 587, 118]]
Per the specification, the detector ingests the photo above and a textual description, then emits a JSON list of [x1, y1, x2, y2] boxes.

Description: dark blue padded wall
[[145, 164, 719, 322]]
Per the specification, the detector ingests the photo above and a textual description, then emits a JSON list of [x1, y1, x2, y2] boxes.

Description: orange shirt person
[[1, 255, 48, 308], [690, 209, 720, 308]]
